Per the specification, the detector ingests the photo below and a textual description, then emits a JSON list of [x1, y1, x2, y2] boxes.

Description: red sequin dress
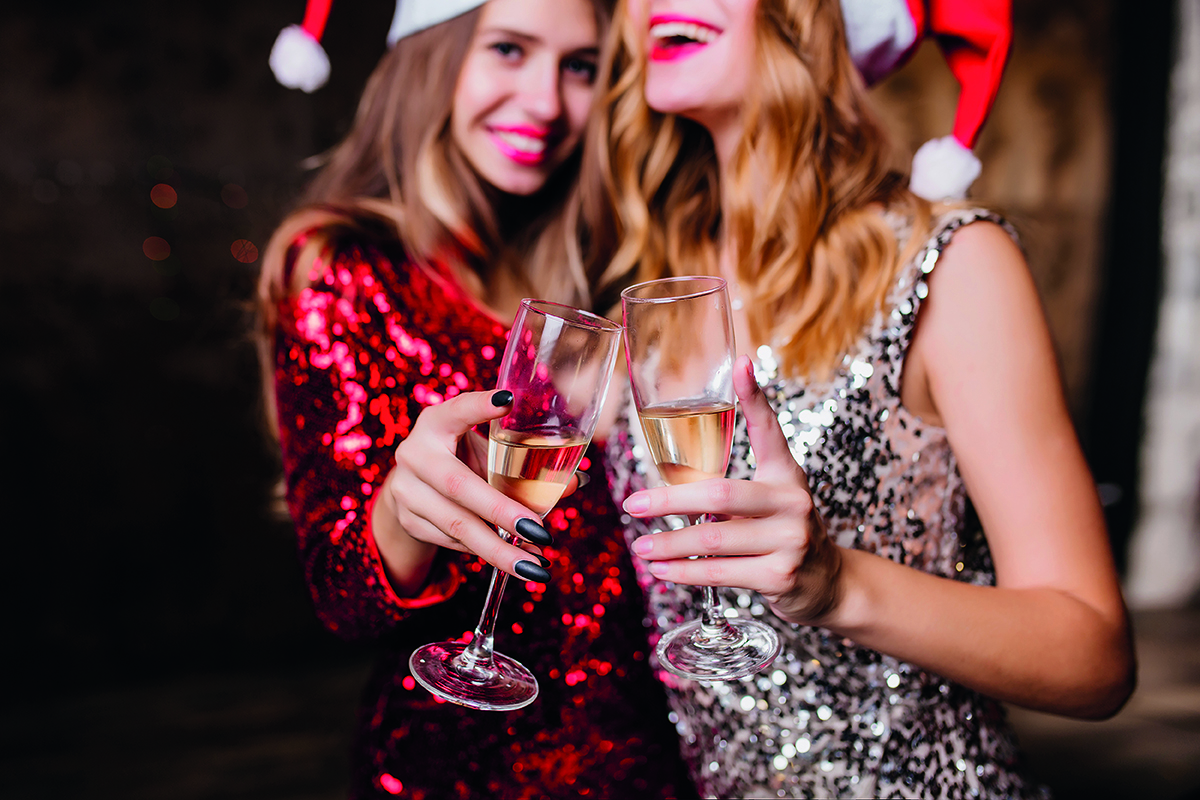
[[270, 229, 696, 800]]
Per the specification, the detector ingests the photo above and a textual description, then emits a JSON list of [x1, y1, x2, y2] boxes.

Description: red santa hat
[[840, 0, 1012, 200], [269, 0, 490, 93]]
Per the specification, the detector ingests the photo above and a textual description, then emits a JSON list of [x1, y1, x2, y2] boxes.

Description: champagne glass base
[[409, 642, 539, 711], [656, 617, 782, 681]]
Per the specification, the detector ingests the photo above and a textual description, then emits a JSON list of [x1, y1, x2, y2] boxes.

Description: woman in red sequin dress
[[258, 1, 695, 797]]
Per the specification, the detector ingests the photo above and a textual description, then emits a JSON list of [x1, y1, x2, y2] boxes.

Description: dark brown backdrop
[[0, 0, 1167, 755]]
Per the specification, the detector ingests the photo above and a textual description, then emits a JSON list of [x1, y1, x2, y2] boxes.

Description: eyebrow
[[479, 27, 599, 56]]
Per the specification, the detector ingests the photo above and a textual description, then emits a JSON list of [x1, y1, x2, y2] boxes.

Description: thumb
[[732, 355, 797, 477]]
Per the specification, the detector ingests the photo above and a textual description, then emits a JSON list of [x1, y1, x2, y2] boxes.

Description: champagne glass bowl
[[621, 277, 781, 681]]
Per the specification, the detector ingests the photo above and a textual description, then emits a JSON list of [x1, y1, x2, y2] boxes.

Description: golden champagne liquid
[[488, 429, 589, 517], [638, 401, 735, 486]]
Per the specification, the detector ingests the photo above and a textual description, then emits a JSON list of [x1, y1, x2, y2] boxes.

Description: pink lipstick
[[488, 124, 552, 166], [649, 14, 722, 62]]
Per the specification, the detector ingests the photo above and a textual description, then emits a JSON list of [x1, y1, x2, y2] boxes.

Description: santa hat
[[839, 0, 1012, 200], [269, 0, 489, 93]]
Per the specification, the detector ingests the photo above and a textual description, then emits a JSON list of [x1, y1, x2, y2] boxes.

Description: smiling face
[[451, 0, 600, 197], [638, 0, 758, 134]]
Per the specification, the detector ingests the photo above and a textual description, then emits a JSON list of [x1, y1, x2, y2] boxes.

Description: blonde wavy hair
[[582, 0, 932, 378]]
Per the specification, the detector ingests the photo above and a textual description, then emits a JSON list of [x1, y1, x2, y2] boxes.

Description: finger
[[622, 476, 806, 521], [397, 486, 551, 581], [456, 428, 490, 477], [394, 479, 512, 551], [732, 355, 799, 476], [644, 553, 787, 594], [399, 448, 555, 547], [557, 468, 590, 500], [629, 517, 796, 561], [420, 388, 514, 440]]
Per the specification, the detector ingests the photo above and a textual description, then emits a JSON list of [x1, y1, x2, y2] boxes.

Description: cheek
[[561, 86, 594, 142], [451, 58, 499, 132]]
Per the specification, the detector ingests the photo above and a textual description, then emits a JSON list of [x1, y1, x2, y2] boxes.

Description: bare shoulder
[[902, 218, 1055, 426], [927, 218, 1029, 294], [920, 218, 1043, 342]]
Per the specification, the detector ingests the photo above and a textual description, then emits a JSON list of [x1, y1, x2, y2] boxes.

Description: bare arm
[[832, 221, 1133, 717], [625, 222, 1135, 719]]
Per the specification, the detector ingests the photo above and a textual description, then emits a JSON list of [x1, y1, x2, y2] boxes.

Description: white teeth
[[649, 21, 719, 45], [495, 130, 546, 154]]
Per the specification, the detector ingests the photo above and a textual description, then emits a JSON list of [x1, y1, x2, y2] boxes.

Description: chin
[[644, 77, 702, 117], [644, 91, 699, 119], [478, 164, 551, 197], [500, 171, 554, 196]]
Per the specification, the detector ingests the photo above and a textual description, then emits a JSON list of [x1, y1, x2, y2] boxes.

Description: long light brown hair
[[257, 2, 612, 428], [582, 0, 931, 378]]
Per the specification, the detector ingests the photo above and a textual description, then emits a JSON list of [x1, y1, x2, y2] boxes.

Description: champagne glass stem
[[453, 530, 516, 679], [689, 514, 743, 645], [700, 585, 725, 630]]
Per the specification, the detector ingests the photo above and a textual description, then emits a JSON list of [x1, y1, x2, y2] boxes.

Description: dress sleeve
[[271, 234, 465, 641]]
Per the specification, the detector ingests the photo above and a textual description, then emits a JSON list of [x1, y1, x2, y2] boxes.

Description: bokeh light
[[143, 236, 171, 260], [151, 183, 177, 209], [221, 184, 248, 209], [231, 239, 258, 263]]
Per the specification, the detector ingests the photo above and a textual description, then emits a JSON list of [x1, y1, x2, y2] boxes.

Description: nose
[[518, 55, 563, 123]]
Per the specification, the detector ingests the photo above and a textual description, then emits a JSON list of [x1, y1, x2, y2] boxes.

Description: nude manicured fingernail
[[514, 560, 551, 582], [631, 535, 653, 556], [515, 517, 552, 546], [623, 494, 649, 514]]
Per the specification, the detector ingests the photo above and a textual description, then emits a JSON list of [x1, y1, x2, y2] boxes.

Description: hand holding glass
[[622, 277, 781, 681], [409, 299, 622, 710]]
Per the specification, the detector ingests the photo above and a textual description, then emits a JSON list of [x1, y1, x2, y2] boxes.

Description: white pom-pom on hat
[[839, 0, 1012, 200], [269, 25, 331, 93], [910, 135, 983, 201], [270, 1, 490, 92]]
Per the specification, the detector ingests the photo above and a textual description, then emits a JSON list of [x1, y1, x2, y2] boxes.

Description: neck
[[706, 112, 742, 200]]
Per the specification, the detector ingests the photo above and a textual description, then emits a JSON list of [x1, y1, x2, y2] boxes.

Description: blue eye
[[564, 57, 597, 82], [490, 41, 522, 59]]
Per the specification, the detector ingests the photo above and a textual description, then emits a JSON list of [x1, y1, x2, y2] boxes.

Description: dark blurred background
[[2, 1, 1198, 798]]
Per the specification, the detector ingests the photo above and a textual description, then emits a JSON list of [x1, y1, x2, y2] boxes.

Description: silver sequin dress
[[606, 210, 1053, 799]]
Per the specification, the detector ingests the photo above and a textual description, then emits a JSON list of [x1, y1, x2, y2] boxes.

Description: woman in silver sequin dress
[[580, 0, 1136, 797]]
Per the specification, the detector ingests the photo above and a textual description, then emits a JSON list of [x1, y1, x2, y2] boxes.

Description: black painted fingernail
[[491, 390, 513, 407], [535, 554, 551, 569], [514, 560, 551, 582], [574, 470, 591, 489], [515, 517, 552, 546]]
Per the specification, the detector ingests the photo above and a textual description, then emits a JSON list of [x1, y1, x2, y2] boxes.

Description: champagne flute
[[621, 276, 781, 681], [409, 299, 622, 710]]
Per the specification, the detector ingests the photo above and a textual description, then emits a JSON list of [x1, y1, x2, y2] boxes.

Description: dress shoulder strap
[[876, 208, 1017, 398]]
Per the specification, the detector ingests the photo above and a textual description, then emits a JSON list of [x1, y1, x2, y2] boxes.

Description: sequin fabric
[[607, 210, 1052, 799], [272, 230, 696, 800]]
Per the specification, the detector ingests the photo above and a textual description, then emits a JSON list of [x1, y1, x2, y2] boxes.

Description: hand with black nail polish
[[372, 387, 558, 595]]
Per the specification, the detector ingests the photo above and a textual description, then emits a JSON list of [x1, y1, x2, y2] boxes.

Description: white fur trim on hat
[[387, 0, 490, 44], [839, 0, 919, 85], [269, 25, 331, 93], [909, 135, 983, 201]]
